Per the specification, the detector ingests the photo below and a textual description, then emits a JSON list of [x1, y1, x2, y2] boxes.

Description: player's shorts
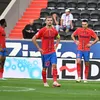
[[0, 48, 7, 56], [76, 50, 90, 61], [41, 52, 57, 68]]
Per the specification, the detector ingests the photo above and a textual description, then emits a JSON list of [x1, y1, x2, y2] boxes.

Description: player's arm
[[0, 44, 3, 51], [91, 35, 99, 46], [0, 31, 3, 51], [71, 29, 79, 45], [71, 33, 76, 42], [32, 35, 40, 50], [55, 34, 60, 49], [32, 33, 44, 53], [87, 31, 99, 47], [91, 30, 99, 45]]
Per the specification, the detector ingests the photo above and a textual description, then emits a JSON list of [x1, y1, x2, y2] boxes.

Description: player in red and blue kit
[[0, 19, 7, 79], [32, 16, 61, 87], [71, 20, 99, 83]]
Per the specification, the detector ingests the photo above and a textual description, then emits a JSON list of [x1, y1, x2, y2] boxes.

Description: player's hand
[[0, 47, 3, 52], [38, 48, 44, 54], [75, 40, 79, 45], [86, 43, 92, 48], [54, 44, 58, 50]]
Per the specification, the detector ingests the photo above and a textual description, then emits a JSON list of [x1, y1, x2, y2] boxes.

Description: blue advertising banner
[[6, 40, 100, 59]]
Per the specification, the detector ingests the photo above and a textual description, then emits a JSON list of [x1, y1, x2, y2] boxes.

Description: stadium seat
[[93, 21, 100, 36], [93, 21, 100, 31], [59, 9, 65, 17], [56, 0, 67, 9], [90, 10, 100, 21], [77, 0, 87, 10], [74, 20, 82, 29], [66, 31, 73, 40], [88, 21, 94, 29], [97, 0, 100, 9], [87, 0, 97, 10], [47, 0, 58, 9], [34, 19, 43, 31], [40, 9, 50, 20], [80, 10, 90, 20], [71, 10, 81, 20], [60, 35, 66, 40], [59, 31, 66, 40], [50, 9, 60, 17], [67, 0, 78, 9]]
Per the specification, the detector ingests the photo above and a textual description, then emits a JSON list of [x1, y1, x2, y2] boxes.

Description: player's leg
[[0, 48, 7, 80], [41, 54, 50, 87], [42, 68, 49, 87], [51, 52, 61, 87], [83, 51, 90, 83], [76, 50, 82, 82], [0, 51, 3, 79]]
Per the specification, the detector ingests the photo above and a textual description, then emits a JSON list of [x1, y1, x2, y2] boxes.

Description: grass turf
[[0, 79, 100, 100]]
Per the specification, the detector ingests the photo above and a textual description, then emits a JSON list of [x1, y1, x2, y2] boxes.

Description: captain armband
[[56, 34, 60, 39]]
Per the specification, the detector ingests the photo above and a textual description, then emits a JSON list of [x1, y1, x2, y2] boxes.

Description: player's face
[[66, 12, 70, 15], [82, 22, 88, 28], [46, 18, 53, 27]]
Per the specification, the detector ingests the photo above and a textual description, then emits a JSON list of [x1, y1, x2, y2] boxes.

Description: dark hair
[[82, 20, 88, 23], [45, 16, 53, 20], [0, 19, 6, 26]]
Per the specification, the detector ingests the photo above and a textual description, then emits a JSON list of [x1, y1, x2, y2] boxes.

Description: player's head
[[65, 9, 70, 15], [0, 19, 7, 28], [82, 20, 88, 29], [45, 16, 53, 27]]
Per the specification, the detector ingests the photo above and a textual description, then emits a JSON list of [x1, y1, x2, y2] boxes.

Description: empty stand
[[40, 8, 50, 19], [0, 0, 11, 15], [59, 9, 65, 17], [71, 9, 81, 20], [74, 20, 82, 29], [56, 0, 67, 9], [80, 10, 90, 20], [47, 0, 58, 9], [77, 0, 87, 10], [87, 0, 97, 10], [8, 0, 47, 39], [93, 21, 100, 31], [50, 9, 60, 17], [88, 21, 94, 29], [97, 0, 100, 9], [67, 0, 78, 9], [34, 19, 43, 31], [90, 10, 100, 21]]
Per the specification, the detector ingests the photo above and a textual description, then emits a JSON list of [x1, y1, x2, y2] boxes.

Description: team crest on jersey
[[77, 53, 80, 57], [45, 61, 50, 67]]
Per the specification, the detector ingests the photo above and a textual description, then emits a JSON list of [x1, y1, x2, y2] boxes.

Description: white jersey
[[61, 13, 73, 26]]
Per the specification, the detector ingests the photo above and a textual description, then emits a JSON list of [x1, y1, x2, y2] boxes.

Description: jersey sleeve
[[55, 29, 58, 37], [0, 27, 2, 35], [73, 28, 79, 36], [35, 29, 43, 38], [90, 29, 97, 39]]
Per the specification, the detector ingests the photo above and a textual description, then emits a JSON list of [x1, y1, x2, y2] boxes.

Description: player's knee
[[85, 62, 89, 66], [43, 68, 47, 71], [76, 59, 81, 64], [52, 64, 57, 69]]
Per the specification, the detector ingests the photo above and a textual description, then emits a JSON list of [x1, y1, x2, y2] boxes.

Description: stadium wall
[[3, 40, 100, 81], [0, 0, 32, 37]]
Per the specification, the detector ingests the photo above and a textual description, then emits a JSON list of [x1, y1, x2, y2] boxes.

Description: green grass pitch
[[0, 79, 100, 100]]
